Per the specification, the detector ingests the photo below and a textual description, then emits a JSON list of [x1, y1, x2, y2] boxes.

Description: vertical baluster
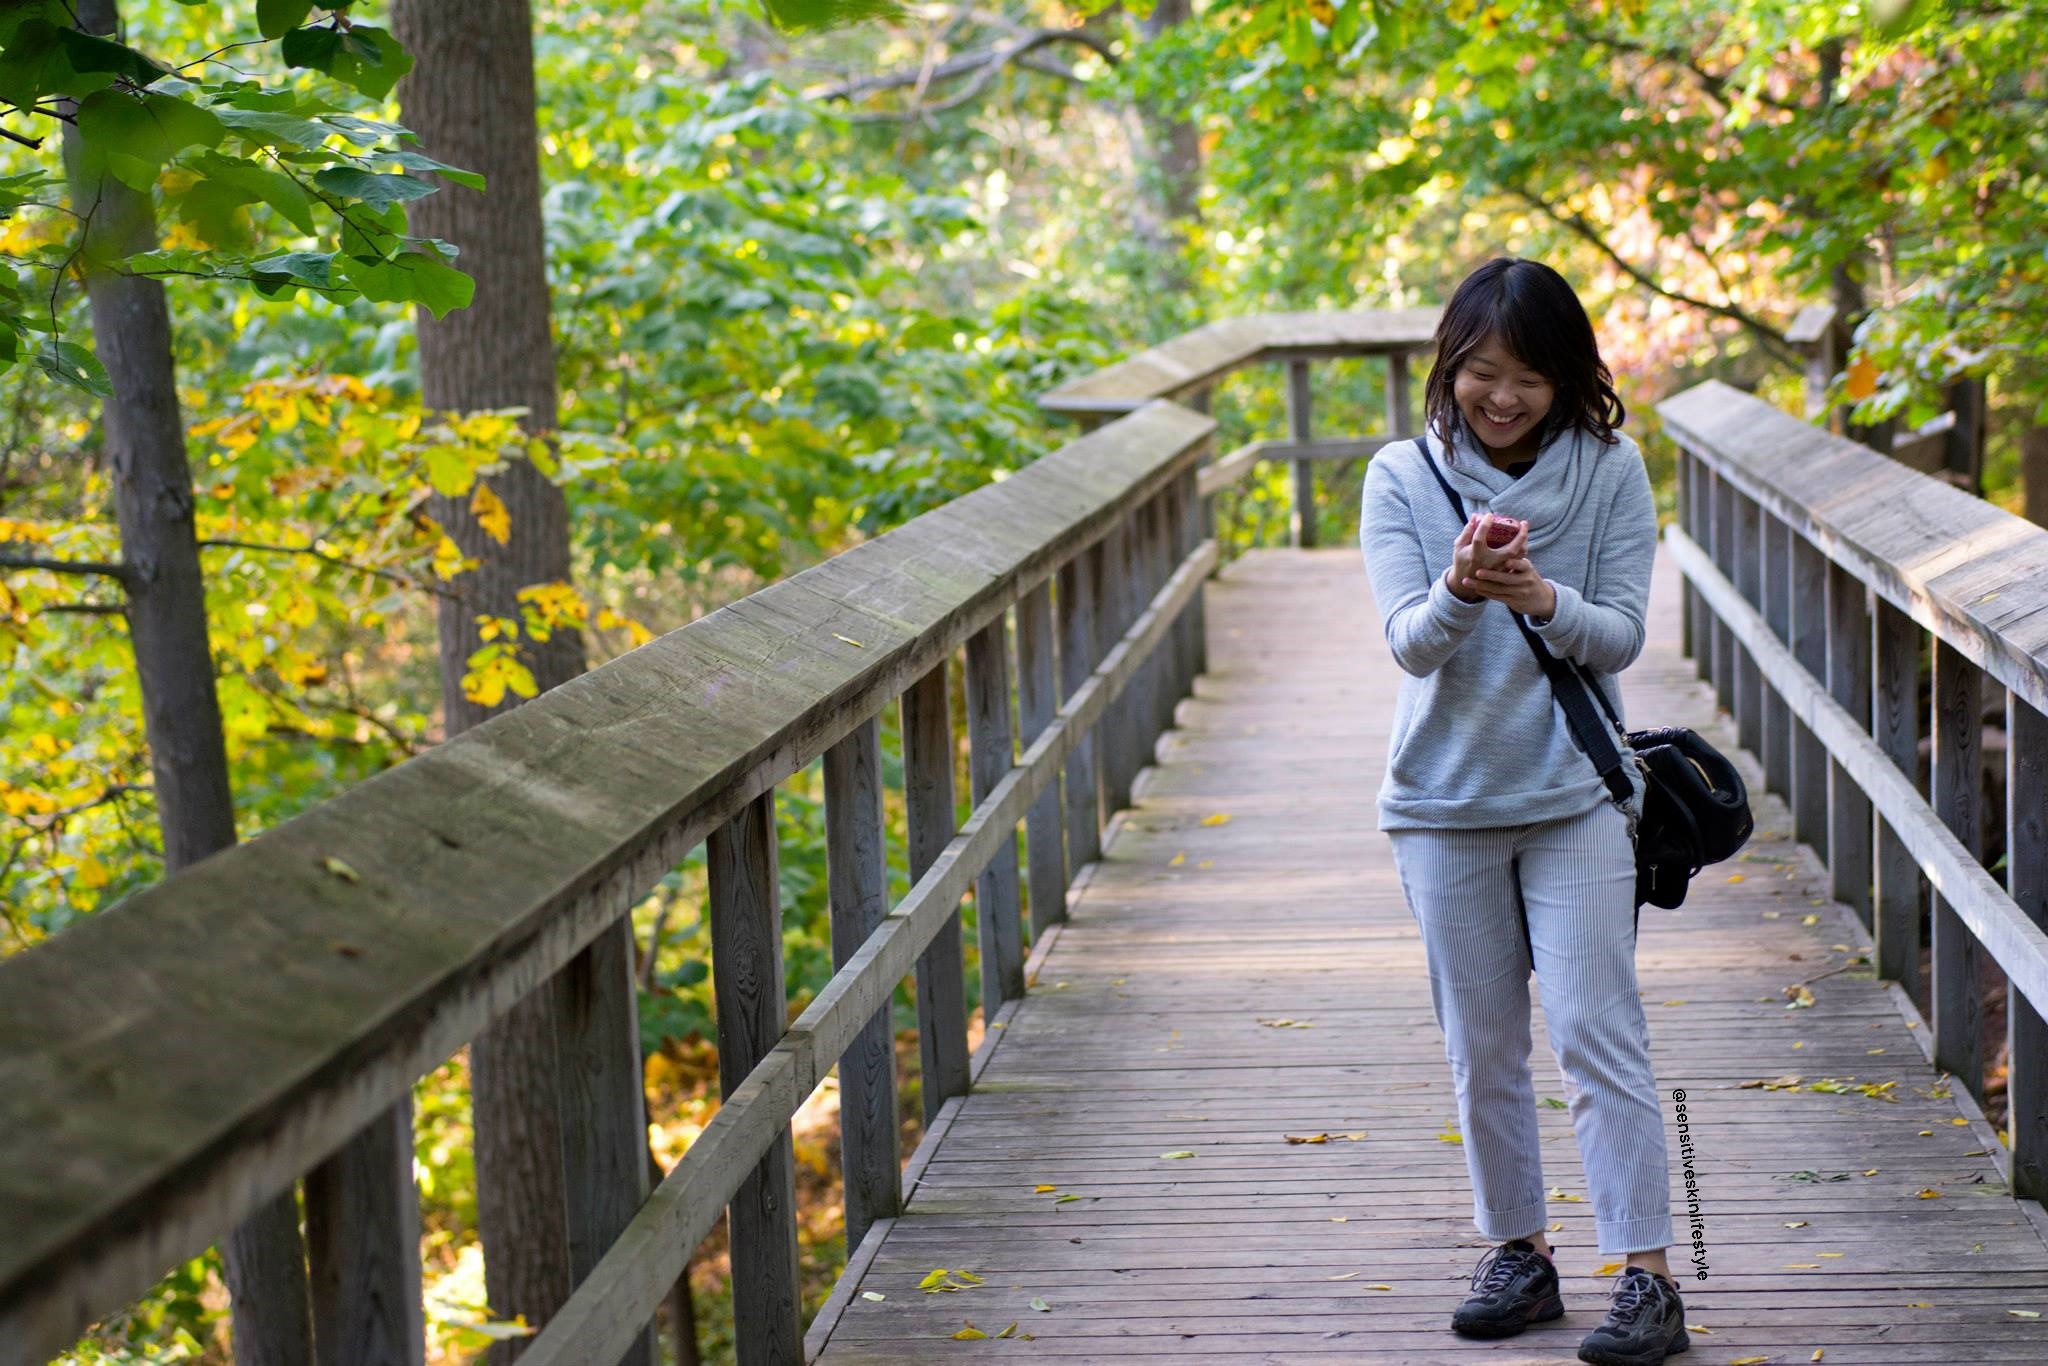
[[304, 1104, 423, 1366], [1139, 495, 1169, 747], [1873, 597, 1924, 991], [1185, 389, 1214, 680], [223, 1193, 314, 1366], [1386, 350, 1413, 437], [903, 663, 970, 1121], [824, 715, 900, 1252], [1160, 479, 1190, 724], [966, 615, 1027, 1008], [1789, 535, 1831, 860], [2008, 694, 2048, 1198], [1016, 577, 1068, 937], [1930, 641, 1986, 1093], [1100, 520, 1138, 814], [707, 788, 801, 1365], [1825, 563, 1875, 926], [1762, 513, 1793, 799], [1057, 551, 1103, 875], [1734, 493, 1763, 756], [555, 919, 655, 1366], [1676, 448, 1694, 663], [1287, 359, 1316, 548], [1711, 471, 1735, 713], [1690, 456, 1712, 685]]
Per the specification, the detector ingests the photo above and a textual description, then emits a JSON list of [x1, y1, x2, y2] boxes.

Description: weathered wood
[[825, 716, 900, 1254], [708, 789, 802, 1366], [966, 616, 1027, 1010], [1691, 455, 1713, 685], [1057, 552, 1103, 876], [1384, 350, 1412, 439], [1930, 640, 1986, 1093], [1946, 375, 1988, 493], [1734, 491, 1764, 755], [1762, 511, 1794, 799], [2011, 695, 2048, 1201], [1286, 360, 1316, 549], [904, 662, 971, 1126], [554, 917, 655, 1366], [1015, 579, 1068, 938], [304, 1101, 423, 1366], [1874, 595, 1924, 991], [1677, 448, 1695, 662], [1826, 560, 1875, 925], [1711, 468, 1736, 712], [1790, 532, 1832, 860]]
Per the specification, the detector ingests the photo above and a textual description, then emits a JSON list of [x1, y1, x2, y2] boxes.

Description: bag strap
[[1413, 432, 1634, 807]]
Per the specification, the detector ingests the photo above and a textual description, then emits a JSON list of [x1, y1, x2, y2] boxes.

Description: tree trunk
[[391, 2, 584, 1353], [60, 2, 314, 1360], [1135, 0, 1201, 296]]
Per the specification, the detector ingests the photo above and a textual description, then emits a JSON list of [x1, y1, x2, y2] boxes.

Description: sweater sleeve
[[1360, 450, 1487, 677], [1529, 442, 1658, 674]]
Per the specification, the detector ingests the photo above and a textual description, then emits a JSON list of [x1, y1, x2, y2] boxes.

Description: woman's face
[[1452, 336, 1555, 455]]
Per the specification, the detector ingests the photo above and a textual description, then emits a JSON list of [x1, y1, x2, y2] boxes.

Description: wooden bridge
[[5, 313, 2048, 1365]]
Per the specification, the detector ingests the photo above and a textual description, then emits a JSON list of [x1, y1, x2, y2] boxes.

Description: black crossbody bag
[[1415, 436, 1753, 911]]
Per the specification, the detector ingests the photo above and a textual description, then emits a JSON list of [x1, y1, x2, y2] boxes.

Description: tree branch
[[0, 552, 132, 581], [810, 28, 1116, 105], [195, 535, 466, 602], [42, 601, 125, 615], [1511, 187, 1800, 365], [1567, 20, 1805, 115]]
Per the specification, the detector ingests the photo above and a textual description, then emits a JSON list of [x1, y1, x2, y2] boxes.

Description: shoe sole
[[1576, 1321, 1691, 1365], [1451, 1290, 1565, 1339]]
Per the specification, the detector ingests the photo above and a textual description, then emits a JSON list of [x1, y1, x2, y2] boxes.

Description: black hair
[[1422, 257, 1625, 451]]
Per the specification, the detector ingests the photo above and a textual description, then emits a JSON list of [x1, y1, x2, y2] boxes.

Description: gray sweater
[[1357, 424, 1658, 830]]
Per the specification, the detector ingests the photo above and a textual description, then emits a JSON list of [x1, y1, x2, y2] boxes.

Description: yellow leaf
[[1905, 1301, 1932, 1308], [918, 1269, 950, 1291], [1595, 1262, 1625, 1275], [1727, 873, 1745, 883], [1784, 1263, 1820, 1269], [1326, 1271, 1360, 1281], [1783, 1221, 1809, 1228], [1732, 1357, 1772, 1365], [471, 480, 511, 545], [1686, 1322, 1712, 1333], [1365, 1283, 1393, 1291], [1818, 1252, 1844, 1258], [1169, 851, 1186, 867], [1951, 1117, 1969, 1126], [1054, 1193, 1081, 1204], [1198, 859, 1214, 868], [1845, 353, 1880, 401], [1802, 913, 1820, 925], [993, 1321, 1018, 1338], [1437, 1127, 1463, 1145], [74, 857, 110, 890], [1918, 1129, 1933, 1136], [1200, 812, 1231, 826], [1549, 1222, 1564, 1232], [1812, 1352, 1825, 1362], [1033, 1184, 1058, 1193], [1159, 1150, 1195, 1160], [1863, 1169, 1879, 1176], [1916, 1188, 1942, 1198], [1661, 999, 1687, 1007], [321, 856, 360, 883], [2008, 1309, 2041, 1318], [1284, 1133, 1330, 1144], [951, 1271, 983, 1284], [832, 633, 864, 648], [952, 1323, 987, 1340]]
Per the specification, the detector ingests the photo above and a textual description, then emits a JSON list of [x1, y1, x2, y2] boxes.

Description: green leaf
[[34, 339, 111, 397], [258, 0, 316, 41], [339, 249, 474, 317], [368, 148, 485, 192], [215, 106, 333, 151], [327, 27, 413, 101], [312, 166, 437, 209], [56, 26, 169, 89], [756, 0, 907, 33], [74, 90, 227, 191], [190, 151, 317, 235], [280, 25, 343, 74]]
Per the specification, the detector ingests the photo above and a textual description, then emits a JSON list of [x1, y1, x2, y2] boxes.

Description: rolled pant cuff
[[1475, 1198, 1550, 1244], [1596, 1213, 1675, 1256]]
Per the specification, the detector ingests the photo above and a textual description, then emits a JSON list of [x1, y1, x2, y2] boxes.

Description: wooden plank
[[554, 918, 655, 1366], [1712, 468, 1736, 711], [904, 662, 971, 1125], [708, 790, 802, 1365], [966, 616, 1026, 1010], [220, 1193, 314, 1366], [1692, 454, 1714, 685], [1056, 553, 1102, 876], [825, 716, 900, 1254], [1874, 595, 1925, 990], [1763, 510, 1794, 798], [1735, 490, 1764, 755], [1014, 578, 1067, 938], [2012, 696, 2048, 1201], [1287, 359, 1315, 548], [1792, 531, 1832, 859], [1828, 560, 1875, 925], [304, 1102, 422, 1366], [1385, 350, 1412, 439], [1931, 640, 1987, 1093]]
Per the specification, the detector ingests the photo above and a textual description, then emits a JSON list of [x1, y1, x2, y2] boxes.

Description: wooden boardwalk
[[806, 546, 2048, 1364]]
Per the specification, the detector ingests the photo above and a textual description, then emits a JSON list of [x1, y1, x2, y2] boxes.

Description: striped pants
[[1388, 799, 1675, 1256]]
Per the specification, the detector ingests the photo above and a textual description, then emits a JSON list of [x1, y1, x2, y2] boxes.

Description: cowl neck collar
[[1419, 418, 1603, 553]]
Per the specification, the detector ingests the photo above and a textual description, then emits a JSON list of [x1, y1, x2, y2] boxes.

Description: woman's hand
[[1469, 533, 1558, 619], [1443, 516, 1485, 603]]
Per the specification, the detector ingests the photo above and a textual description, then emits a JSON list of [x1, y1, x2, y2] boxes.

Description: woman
[[1358, 257, 1684, 1366]]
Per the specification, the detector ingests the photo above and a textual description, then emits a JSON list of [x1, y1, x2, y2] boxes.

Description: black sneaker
[[1450, 1238, 1565, 1338], [1577, 1266, 1689, 1365]]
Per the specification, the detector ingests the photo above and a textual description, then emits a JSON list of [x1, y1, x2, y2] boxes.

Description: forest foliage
[[3, 0, 2043, 1360]]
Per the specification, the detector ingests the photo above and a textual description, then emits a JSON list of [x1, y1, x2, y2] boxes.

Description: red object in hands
[[1482, 515, 1527, 550]]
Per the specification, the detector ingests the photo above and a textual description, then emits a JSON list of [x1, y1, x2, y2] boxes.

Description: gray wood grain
[[1931, 640, 1986, 1092], [1057, 552, 1103, 876], [1015, 579, 1068, 938], [1690, 455, 1712, 686], [1734, 491, 1764, 755], [1711, 469, 1736, 712], [903, 662, 971, 1125], [1287, 359, 1315, 549], [824, 715, 900, 1254], [1826, 561, 1875, 924], [1790, 532, 1832, 859], [304, 1101, 423, 1366], [2011, 695, 2048, 1201], [966, 616, 1026, 1010], [1762, 510, 1794, 802], [1874, 594, 1925, 991], [708, 789, 802, 1365], [1101, 522, 1139, 815]]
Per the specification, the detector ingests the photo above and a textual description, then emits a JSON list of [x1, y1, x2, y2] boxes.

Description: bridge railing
[[0, 389, 1218, 1362], [1660, 379, 2048, 1204]]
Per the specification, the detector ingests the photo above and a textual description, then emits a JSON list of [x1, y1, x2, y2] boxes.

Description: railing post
[[1930, 641, 1986, 1093], [1015, 578, 1068, 938], [903, 662, 970, 1120], [707, 788, 802, 1366], [1710, 469, 1735, 713], [1102, 520, 1140, 813], [221, 1192, 314, 1366], [1386, 350, 1413, 438], [1825, 562, 1875, 926], [1761, 511, 1793, 800], [304, 1104, 423, 1366], [1676, 448, 1694, 663], [1057, 551, 1103, 875], [1690, 455, 1712, 685], [2009, 694, 2048, 1198], [965, 615, 1027, 1009], [1872, 596, 1924, 991], [1185, 387, 1213, 678], [1734, 492, 1764, 756], [823, 715, 900, 1253], [554, 920, 655, 1366], [1286, 359, 1315, 548], [1789, 534, 1831, 860]]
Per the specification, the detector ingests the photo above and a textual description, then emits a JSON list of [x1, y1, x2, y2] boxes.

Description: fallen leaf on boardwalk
[[1762, 910, 1781, 919], [993, 1322, 1019, 1338], [320, 855, 360, 883], [1919, 1130, 1934, 1137], [1951, 1117, 1969, 1126], [1727, 874, 1745, 883], [1054, 1194, 1082, 1204], [1549, 1223, 1565, 1232], [1029, 1297, 1051, 1312], [1739, 1075, 1804, 1090], [1867, 1048, 1887, 1055], [1160, 1150, 1195, 1160], [953, 1323, 988, 1340], [1340, 1131, 1369, 1140], [1905, 1301, 1932, 1308], [1812, 1351, 1825, 1362], [920, 1270, 951, 1290], [2008, 1309, 2041, 1319], [1034, 1184, 1058, 1193], [1784, 1263, 1821, 1269], [1257, 1017, 1314, 1028], [1542, 1096, 1568, 1109], [1802, 913, 1821, 925], [1329, 1216, 1350, 1222], [1285, 1133, 1330, 1144], [1365, 1284, 1393, 1291], [1662, 999, 1686, 1007], [1818, 1252, 1844, 1259], [1198, 859, 1214, 869], [1791, 1041, 1805, 1049], [1201, 812, 1231, 826], [1916, 1188, 1943, 1198], [1595, 1262, 1625, 1275], [1548, 1188, 1586, 1202], [1783, 1221, 1809, 1228], [1437, 1126, 1462, 1145], [1686, 1323, 1712, 1333], [1784, 984, 1816, 1009], [1964, 1148, 1991, 1157], [952, 1271, 983, 1284], [832, 633, 864, 648], [1731, 1356, 1772, 1364], [861, 1291, 886, 1302], [1326, 1271, 1361, 1281], [1169, 851, 1186, 867]]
